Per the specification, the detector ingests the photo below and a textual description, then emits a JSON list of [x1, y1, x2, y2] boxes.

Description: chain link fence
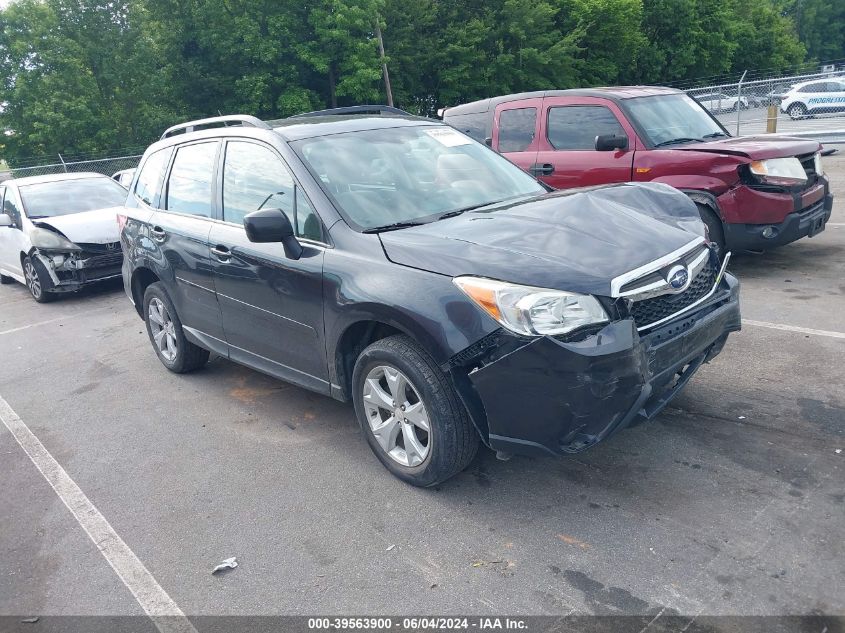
[[676, 63, 845, 145], [5, 153, 143, 180]]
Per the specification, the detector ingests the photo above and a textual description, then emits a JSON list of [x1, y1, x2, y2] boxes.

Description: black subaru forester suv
[[120, 110, 741, 486]]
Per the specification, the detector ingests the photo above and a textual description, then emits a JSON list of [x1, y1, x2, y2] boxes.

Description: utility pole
[[374, 16, 394, 107]]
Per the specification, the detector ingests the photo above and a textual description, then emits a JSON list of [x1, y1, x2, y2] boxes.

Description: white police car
[[780, 78, 845, 119]]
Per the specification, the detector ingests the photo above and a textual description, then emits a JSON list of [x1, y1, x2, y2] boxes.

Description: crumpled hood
[[379, 182, 706, 296], [674, 135, 820, 160], [32, 206, 122, 245]]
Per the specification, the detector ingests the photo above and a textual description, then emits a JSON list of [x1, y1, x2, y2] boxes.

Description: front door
[[535, 97, 637, 190], [209, 139, 328, 392], [0, 187, 28, 280]]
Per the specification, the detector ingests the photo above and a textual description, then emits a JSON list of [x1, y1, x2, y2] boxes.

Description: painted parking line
[[0, 308, 113, 336], [0, 394, 197, 633], [743, 319, 845, 339]]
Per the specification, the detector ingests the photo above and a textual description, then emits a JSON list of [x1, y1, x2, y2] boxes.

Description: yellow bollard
[[766, 105, 778, 133]]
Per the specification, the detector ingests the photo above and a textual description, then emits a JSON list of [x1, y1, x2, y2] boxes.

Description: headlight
[[814, 152, 824, 177], [749, 157, 807, 186], [453, 276, 608, 336], [28, 227, 81, 251]]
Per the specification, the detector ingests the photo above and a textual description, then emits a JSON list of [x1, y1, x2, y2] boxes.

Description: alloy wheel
[[788, 104, 806, 120], [24, 261, 41, 299], [148, 297, 178, 362], [362, 365, 431, 467]]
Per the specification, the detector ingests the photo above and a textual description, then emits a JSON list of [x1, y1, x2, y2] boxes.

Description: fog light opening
[[761, 226, 778, 239]]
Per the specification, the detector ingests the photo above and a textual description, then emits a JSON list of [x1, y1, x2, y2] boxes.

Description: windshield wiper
[[702, 132, 729, 139], [362, 221, 427, 233], [653, 137, 704, 147], [436, 196, 531, 221]]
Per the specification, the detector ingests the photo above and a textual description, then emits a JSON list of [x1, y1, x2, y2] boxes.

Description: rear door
[[153, 140, 225, 343], [492, 98, 541, 176], [534, 97, 636, 190], [208, 139, 328, 392]]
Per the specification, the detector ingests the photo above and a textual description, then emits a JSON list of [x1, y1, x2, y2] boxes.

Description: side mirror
[[484, 137, 493, 147], [0, 213, 12, 227], [595, 134, 628, 151], [243, 208, 303, 260]]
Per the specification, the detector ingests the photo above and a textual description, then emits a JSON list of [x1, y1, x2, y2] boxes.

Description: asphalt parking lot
[[1, 158, 843, 625]]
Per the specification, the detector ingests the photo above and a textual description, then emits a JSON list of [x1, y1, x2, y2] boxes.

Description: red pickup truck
[[443, 87, 833, 253]]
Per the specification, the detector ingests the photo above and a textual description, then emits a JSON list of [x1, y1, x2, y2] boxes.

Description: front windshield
[[291, 125, 545, 231], [19, 177, 128, 218], [624, 94, 728, 147]]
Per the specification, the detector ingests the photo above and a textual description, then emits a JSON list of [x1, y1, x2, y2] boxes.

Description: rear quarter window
[[445, 111, 488, 143]]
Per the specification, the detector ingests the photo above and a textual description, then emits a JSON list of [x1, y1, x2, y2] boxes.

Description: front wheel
[[696, 204, 726, 260], [788, 103, 807, 120], [143, 282, 209, 373], [352, 335, 479, 487], [23, 256, 55, 303]]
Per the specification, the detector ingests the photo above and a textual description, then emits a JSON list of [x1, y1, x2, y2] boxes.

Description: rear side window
[[547, 106, 626, 150], [222, 141, 322, 241], [498, 108, 536, 153], [446, 111, 488, 142], [134, 148, 171, 207], [166, 142, 217, 218], [799, 83, 823, 93]]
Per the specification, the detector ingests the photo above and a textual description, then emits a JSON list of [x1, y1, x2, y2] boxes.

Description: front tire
[[143, 282, 209, 373], [788, 103, 807, 120], [352, 335, 479, 487], [696, 204, 726, 260], [23, 256, 55, 303]]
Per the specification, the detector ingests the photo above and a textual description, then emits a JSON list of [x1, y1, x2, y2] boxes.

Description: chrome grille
[[630, 260, 718, 329]]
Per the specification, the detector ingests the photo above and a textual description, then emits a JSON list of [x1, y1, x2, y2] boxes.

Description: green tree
[[787, 0, 845, 62]]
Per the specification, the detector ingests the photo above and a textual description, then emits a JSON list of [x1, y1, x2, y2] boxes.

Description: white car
[[780, 79, 845, 119], [0, 172, 127, 302], [693, 92, 749, 113]]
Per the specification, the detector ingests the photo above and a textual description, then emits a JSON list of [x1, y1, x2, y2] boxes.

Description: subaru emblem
[[666, 265, 689, 292]]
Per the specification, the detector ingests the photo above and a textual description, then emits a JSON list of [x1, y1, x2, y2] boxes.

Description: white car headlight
[[814, 152, 824, 177], [453, 276, 608, 336], [28, 227, 81, 251], [749, 157, 807, 186]]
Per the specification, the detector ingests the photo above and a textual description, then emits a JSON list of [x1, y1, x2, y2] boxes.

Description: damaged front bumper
[[455, 273, 741, 457], [34, 246, 123, 293]]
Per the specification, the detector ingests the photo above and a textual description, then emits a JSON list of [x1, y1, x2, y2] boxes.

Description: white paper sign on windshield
[[424, 127, 474, 147]]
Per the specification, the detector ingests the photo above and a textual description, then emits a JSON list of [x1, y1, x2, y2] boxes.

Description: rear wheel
[[23, 256, 55, 303], [788, 103, 807, 120], [143, 282, 209, 373], [352, 335, 479, 487], [696, 204, 726, 259]]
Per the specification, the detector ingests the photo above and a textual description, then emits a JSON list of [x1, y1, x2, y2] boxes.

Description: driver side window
[[3, 187, 23, 228], [222, 141, 322, 241]]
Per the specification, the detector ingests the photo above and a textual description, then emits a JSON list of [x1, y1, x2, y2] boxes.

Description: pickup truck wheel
[[788, 103, 807, 120], [143, 282, 209, 373], [352, 334, 479, 487], [23, 256, 55, 303], [696, 204, 725, 258]]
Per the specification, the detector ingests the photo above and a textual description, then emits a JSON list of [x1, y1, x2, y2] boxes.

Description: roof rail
[[289, 105, 412, 119], [160, 115, 271, 140]]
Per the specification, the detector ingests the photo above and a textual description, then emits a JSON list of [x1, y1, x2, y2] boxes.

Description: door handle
[[211, 245, 231, 261], [150, 226, 166, 241], [529, 163, 555, 176]]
